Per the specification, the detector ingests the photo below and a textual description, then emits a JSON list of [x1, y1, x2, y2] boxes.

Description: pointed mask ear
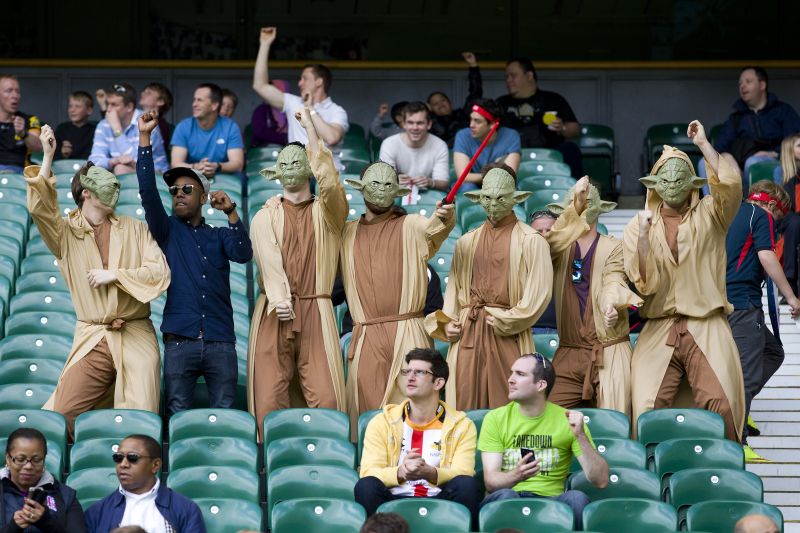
[[345, 179, 364, 191], [599, 200, 618, 213], [395, 186, 412, 198], [513, 191, 532, 204], [463, 191, 482, 203], [691, 176, 707, 189], [259, 166, 279, 181], [547, 203, 565, 215], [639, 175, 659, 189]]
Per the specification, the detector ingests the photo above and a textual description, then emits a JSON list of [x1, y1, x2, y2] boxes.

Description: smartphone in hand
[[520, 448, 536, 462]]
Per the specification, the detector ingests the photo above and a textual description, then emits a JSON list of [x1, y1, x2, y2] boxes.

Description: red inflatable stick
[[444, 104, 501, 204]]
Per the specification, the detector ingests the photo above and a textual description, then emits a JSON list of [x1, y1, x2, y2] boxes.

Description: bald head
[[734, 514, 779, 533]]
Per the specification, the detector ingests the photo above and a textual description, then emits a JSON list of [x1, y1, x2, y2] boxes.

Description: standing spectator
[[369, 101, 406, 142], [497, 58, 583, 178], [253, 27, 349, 169], [428, 52, 483, 148], [220, 88, 238, 118], [452, 99, 521, 191], [779, 134, 800, 293], [137, 111, 252, 417], [0, 74, 42, 173], [1, 428, 86, 532], [249, 80, 289, 147], [379, 101, 450, 192], [170, 83, 245, 179], [138, 82, 173, 152], [89, 83, 168, 175], [530, 210, 558, 335], [54, 91, 96, 161]]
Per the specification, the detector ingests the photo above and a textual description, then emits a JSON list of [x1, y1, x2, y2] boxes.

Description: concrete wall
[[11, 66, 800, 194]]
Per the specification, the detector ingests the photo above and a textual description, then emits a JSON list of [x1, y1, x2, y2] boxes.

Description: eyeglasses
[[399, 368, 435, 378], [112, 452, 155, 464], [532, 352, 548, 370], [530, 210, 555, 223], [8, 455, 44, 467], [571, 258, 583, 284], [169, 184, 196, 196]]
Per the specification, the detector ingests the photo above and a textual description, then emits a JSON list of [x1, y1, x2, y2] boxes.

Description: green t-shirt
[[477, 401, 594, 496]]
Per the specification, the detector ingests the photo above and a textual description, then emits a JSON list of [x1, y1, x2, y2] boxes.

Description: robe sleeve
[[411, 208, 456, 258], [309, 140, 348, 234], [113, 221, 171, 303], [487, 231, 553, 336], [705, 154, 743, 231], [425, 237, 463, 341], [600, 240, 644, 311], [251, 208, 292, 316], [24, 165, 66, 260], [544, 203, 590, 256], [622, 215, 660, 296]]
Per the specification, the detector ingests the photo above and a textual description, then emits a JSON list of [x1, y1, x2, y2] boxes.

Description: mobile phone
[[28, 486, 47, 505], [520, 448, 536, 461]]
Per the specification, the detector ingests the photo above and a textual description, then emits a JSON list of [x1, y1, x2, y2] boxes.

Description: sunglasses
[[112, 452, 155, 464], [169, 184, 196, 196], [530, 210, 555, 223], [571, 258, 583, 284], [112, 84, 128, 93], [532, 352, 548, 370]]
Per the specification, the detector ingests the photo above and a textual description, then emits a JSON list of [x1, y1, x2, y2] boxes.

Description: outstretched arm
[[24, 124, 65, 259], [252, 27, 285, 110], [688, 119, 741, 228], [137, 111, 171, 244]]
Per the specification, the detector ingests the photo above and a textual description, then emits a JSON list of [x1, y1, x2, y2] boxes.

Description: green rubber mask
[[640, 145, 706, 209], [547, 182, 616, 224], [463, 167, 530, 222], [259, 144, 312, 190], [345, 162, 410, 208], [80, 166, 120, 209]]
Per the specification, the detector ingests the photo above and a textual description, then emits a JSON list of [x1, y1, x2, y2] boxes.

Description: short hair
[[749, 179, 790, 210], [507, 57, 538, 82], [469, 98, 503, 123], [402, 101, 431, 122], [197, 83, 223, 105], [530, 209, 558, 223], [6, 428, 47, 456], [480, 162, 518, 183], [110, 527, 148, 533], [107, 83, 136, 108], [405, 347, 449, 384], [303, 64, 333, 93], [70, 91, 94, 108], [221, 88, 239, 109], [520, 353, 557, 397], [0, 74, 18, 84], [72, 161, 93, 208], [741, 66, 769, 88], [426, 91, 450, 105], [360, 512, 410, 533], [144, 82, 173, 114], [122, 434, 162, 461]]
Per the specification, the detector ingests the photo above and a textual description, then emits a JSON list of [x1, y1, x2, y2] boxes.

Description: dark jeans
[[355, 475, 481, 529], [164, 337, 237, 417], [480, 488, 590, 530], [728, 306, 785, 443]]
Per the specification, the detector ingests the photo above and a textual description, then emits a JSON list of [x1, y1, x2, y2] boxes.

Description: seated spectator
[[777, 133, 800, 184], [428, 52, 483, 148], [85, 435, 206, 532], [355, 348, 480, 529], [379, 102, 450, 191], [479, 353, 609, 530], [89, 83, 168, 175], [249, 79, 289, 147], [360, 512, 410, 533], [529, 210, 558, 334], [704, 67, 800, 180], [54, 90, 96, 161], [253, 27, 349, 168], [220, 88, 238, 118], [1, 428, 86, 532], [370, 101, 406, 141], [138, 82, 174, 152], [170, 82, 245, 178], [453, 98, 521, 191], [497, 58, 583, 178], [0, 74, 42, 173]]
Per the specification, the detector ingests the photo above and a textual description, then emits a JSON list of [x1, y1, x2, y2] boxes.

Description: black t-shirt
[[0, 112, 40, 167], [497, 90, 578, 148], [54, 121, 97, 160]]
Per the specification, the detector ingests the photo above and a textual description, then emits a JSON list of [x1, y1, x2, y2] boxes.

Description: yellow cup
[[543, 111, 558, 125]]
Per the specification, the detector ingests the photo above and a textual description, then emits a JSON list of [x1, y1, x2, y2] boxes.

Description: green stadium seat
[[459, 204, 486, 231], [20, 255, 60, 275], [685, 501, 783, 533], [169, 436, 258, 471], [194, 497, 263, 533], [0, 383, 55, 409], [518, 175, 576, 193], [24, 236, 51, 258], [266, 436, 355, 473], [582, 498, 677, 533], [376, 499, 471, 532], [209, 173, 244, 196], [0, 174, 26, 191], [0, 436, 63, 481], [5, 311, 76, 338], [357, 409, 381, 465], [339, 159, 369, 175], [520, 147, 564, 163], [654, 438, 744, 498], [272, 497, 366, 533], [50, 159, 86, 174], [0, 188, 27, 206], [524, 189, 569, 215], [267, 465, 359, 527], [580, 408, 631, 439], [436, 236, 456, 256], [65, 467, 119, 509], [668, 468, 763, 527], [168, 465, 259, 504], [0, 333, 73, 362], [644, 124, 702, 170], [480, 498, 573, 532], [114, 203, 147, 221], [0, 204, 29, 232], [168, 408, 256, 443], [334, 303, 347, 333], [73, 409, 162, 443], [630, 333, 639, 347], [70, 437, 120, 471], [430, 252, 452, 281], [334, 147, 371, 163], [533, 333, 559, 360], [116, 188, 144, 206], [0, 358, 63, 385], [0, 220, 26, 245], [570, 438, 646, 473], [597, 223, 608, 235], [10, 291, 73, 314], [0, 255, 17, 284], [748, 160, 780, 187], [578, 124, 615, 195], [15, 272, 69, 294], [0, 235, 22, 263], [518, 160, 571, 178], [263, 408, 350, 449], [568, 467, 660, 501], [637, 408, 725, 468], [0, 409, 67, 452], [246, 144, 283, 163]]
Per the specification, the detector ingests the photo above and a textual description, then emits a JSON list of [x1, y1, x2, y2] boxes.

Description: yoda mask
[[640, 145, 706, 209], [345, 162, 410, 209], [547, 182, 616, 225], [80, 166, 120, 209], [463, 167, 530, 222], [259, 143, 312, 190]]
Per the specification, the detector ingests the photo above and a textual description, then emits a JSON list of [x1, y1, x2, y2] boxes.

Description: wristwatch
[[223, 202, 237, 215]]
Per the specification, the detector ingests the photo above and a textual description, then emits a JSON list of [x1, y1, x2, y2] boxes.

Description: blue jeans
[[164, 337, 237, 417], [481, 488, 590, 530]]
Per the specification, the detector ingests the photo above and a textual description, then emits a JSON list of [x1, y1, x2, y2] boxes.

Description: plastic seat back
[[686, 500, 783, 533], [70, 437, 121, 471], [267, 465, 358, 527], [272, 497, 366, 533], [0, 333, 73, 362], [66, 467, 119, 509], [654, 437, 744, 497], [168, 465, 259, 504], [376, 499, 471, 533], [0, 383, 55, 409], [0, 358, 63, 385], [480, 498, 573, 532], [580, 408, 630, 439], [169, 436, 258, 471], [263, 408, 350, 449], [169, 408, 256, 443], [583, 498, 677, 533], [357, 409, 381, 465], [533, 333, 560, 360], [668, 468, 763, 528], [637, 409, 725, 467], [194, 497, 263, 533], [570, 438, 646, 472], [266, 436, 355, 474], [74, 409, 162, 443], [568, 467, 660, 501]]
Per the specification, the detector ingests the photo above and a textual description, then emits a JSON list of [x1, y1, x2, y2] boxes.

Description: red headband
[[472, 104, 498, 123], [748, 191, 789, 215]]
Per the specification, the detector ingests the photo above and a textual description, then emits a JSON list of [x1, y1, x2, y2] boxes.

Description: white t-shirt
[[282, 93, 349, 169], [379, 133, 449, 184], [119, 479, 168, 533]]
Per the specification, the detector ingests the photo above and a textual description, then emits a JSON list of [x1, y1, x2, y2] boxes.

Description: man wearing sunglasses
[[86, 435, 205, 532], [542, 176, 643, 417], [479, 353, 608, 530], [136, 110, 253, 418], [356, 348, 480, 528]]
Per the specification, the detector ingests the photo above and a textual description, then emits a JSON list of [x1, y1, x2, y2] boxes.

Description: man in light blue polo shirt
[[170, 83, 245, 179]]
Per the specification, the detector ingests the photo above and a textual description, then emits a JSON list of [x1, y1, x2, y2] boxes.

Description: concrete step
[[747, 463, 800, 477], [750, 411, 800, 422], [763, 493, 800, 506], [747, 436, 800, 449]]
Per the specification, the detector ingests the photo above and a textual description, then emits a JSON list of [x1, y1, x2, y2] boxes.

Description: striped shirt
[[391, 402, 445, 497], [90, 109, 168, 173]]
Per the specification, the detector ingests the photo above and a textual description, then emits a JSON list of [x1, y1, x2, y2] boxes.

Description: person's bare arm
[[220, 148, 244, 173], [308, 109, 345, 146], [569, 411, 609, 488], [758, 249, 800, 317], [453, 151, 483, 183], [503, 152, 521, 172], [170, 146, 191, 169], [482, 451, 540, 493], [252, 27, 285, 110]]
